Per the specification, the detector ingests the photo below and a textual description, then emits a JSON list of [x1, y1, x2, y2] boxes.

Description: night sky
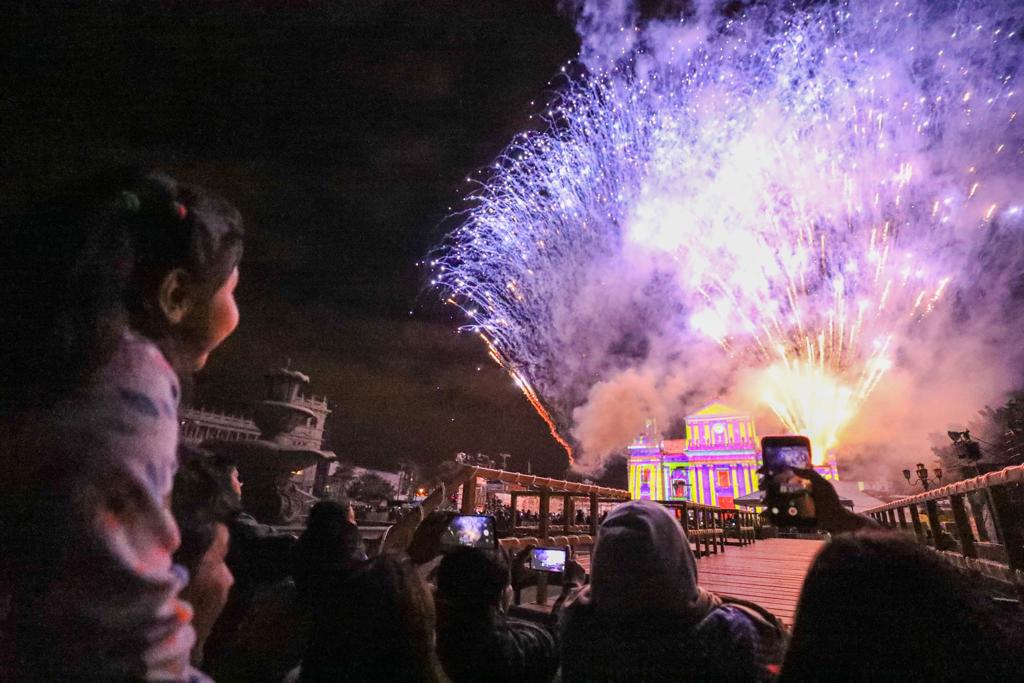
[[1, 1, 588, 477]]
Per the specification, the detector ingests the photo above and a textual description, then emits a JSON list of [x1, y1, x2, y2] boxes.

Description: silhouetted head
[[781, 530, 1023, 682], [590, 499, 711, 617], [301, 552, 439, 682], [293, 500, 365, 601], [436, 547, 511, 614]]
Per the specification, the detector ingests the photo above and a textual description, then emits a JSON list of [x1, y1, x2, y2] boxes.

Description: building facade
[[627, 403, 763, 508], [180, 393, 331, 450]]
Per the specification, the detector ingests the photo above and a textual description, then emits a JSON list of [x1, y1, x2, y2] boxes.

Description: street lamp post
[[902, 462, 943, 491]]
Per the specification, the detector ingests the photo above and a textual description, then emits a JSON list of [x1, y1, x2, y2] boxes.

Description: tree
[[346, 472, 396, 503], [323, 462, 356, 502], [931, 389, 1024, 482]]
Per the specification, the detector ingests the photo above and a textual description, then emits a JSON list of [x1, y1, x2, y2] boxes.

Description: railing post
[[709, 508, 716, 554], [700, 508, 707, 556], [909, 504, 925, 543], [968, 491, 993, 542], [536, 489, 551, 605], [720, 509, 729, 552], [702, 508, 711, 556], [563, 494, 573, 533], [886, 509, 898, 528], [589, 493, 599, 537], [988, 484, 1024, 573], [925, 500, 942, 547], [718, 510, 726, 552], [696, 508, 705, 557], [896, 506, 909, 531], [949, 494, 977, 559]]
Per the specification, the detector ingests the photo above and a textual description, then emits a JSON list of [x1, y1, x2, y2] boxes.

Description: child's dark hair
[[172, 445, 242, 578], [0, 166, 243, 415]]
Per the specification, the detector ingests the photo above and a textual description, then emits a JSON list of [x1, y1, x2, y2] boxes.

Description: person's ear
[[157, 268, 193, 324]]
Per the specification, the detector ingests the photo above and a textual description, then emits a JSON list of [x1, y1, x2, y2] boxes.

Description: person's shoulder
[[698, 601, 781, 637], [694, 601, 787, 677], [507, 615, 554, 636], [94, 331, 180, 419], [501, 616, 558, 677]]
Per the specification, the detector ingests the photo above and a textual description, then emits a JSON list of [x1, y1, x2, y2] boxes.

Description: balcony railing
[[865, 464, 1024, 589], [659, 500, 762, 557]]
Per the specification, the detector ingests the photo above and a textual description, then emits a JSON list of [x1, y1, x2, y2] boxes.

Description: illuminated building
[[627, 403, 762, 508], [628, 402, 840, 507]]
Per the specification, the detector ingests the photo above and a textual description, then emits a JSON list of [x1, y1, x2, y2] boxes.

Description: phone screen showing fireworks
[[761, 436, 816, 525], [439, 515, 498, 550], [763, 441, 811, 493], [529, 547, 568, 574]]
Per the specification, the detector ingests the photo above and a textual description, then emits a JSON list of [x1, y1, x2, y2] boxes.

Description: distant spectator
[[780, 530, 1024, 682], [171, 447, 241, 666], [202, 454, 298, 670], [436, 547, 559, 683], [559, 500, 785, 682], [299, 552, 441, 682], [293, 500, 367, 606], [205, 500, 364, 682]]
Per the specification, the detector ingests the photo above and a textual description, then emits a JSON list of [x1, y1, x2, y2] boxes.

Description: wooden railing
[[659, 500, 762, 557], [865, 464, 1024, 589]]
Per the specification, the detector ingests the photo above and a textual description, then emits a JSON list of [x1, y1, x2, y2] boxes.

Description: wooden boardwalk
[[694, 538, 823, 626], [515, 538, 823, 627]]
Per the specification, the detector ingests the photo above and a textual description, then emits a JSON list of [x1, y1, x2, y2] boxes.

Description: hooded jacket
[[559, 500, 784, 682]]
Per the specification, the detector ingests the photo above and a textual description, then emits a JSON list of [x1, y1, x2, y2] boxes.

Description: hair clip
[[174, 201, 188, 220], [118, 191, 141, 213]]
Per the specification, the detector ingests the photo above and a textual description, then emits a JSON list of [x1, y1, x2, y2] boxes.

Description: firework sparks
[[433, 0, 1024, 467], [480, 333, 574, 462]]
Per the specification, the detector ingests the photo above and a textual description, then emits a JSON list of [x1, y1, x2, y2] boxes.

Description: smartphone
[[438, 514, 498, 551], [529, 547, 569, 574], [760, 435, 816, 527]]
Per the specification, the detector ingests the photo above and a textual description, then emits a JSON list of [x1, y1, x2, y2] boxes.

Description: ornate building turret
[[200, 366, 335, 524]]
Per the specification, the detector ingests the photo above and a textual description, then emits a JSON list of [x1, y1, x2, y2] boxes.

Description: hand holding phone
[[761, 436, 816, 527], [790, 467, 879, 533]]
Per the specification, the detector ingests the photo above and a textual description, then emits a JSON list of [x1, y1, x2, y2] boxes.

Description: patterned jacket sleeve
[[22, 336, 209, 681]]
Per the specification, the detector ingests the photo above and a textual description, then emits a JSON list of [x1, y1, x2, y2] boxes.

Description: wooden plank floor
[[694, 538, 823, 626], [514, 538, 822, 628]]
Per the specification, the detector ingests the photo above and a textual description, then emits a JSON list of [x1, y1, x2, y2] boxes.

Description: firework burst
[[433, 0, 1024, 466]]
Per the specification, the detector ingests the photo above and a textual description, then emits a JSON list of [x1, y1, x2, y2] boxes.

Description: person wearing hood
[[558, 500, 786, 682]]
